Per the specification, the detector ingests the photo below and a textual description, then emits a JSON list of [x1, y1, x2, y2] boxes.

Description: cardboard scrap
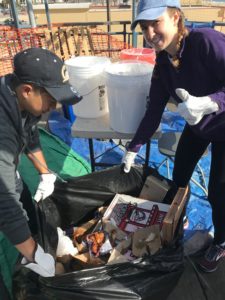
[[103, 220, 128, 245], [107, 237, 132, 265], [107, 249, 130, 265], [145, 225, 162, 255], [73, 252, 105, 267], [139, 175, 170, 203], [55, 262, 66, 275], [161, 186, 189, 244]]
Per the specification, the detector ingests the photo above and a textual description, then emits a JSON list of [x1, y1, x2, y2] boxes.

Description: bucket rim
[[104, 61, 154, 77], [65, 56, 111, 69]]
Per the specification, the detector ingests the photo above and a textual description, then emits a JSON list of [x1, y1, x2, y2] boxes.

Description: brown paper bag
[[107, 237, 132, 265], [132, 225, 161, 257]]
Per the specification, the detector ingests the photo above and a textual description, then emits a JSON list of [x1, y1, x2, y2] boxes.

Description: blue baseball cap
[[131, 0, 181, 30]]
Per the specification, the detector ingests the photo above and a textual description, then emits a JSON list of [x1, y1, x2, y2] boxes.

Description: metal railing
[[0, 20, 133, 75], [0, 19, 225, 76], [39, 20, 132, 45]]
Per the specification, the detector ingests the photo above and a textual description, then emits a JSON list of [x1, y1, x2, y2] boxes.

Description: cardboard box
[[103, 194, 170, 234], [161, 187, 189, 244], [139, 175, 170, 203]]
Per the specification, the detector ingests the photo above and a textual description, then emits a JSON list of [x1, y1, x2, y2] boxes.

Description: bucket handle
[[81, 85, 105, 97]]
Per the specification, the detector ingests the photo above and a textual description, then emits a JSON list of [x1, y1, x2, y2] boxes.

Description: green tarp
[[19, 128, 91, 196], [0, 127, 91, 299]]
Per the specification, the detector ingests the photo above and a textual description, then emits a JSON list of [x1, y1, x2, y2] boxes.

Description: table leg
[[145, 140, 150, 169], [88, 138, 95, 172], [88, 138, 150, 172]]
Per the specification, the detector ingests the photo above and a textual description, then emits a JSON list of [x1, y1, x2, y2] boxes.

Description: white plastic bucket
[[65, 56, 111, 118], [104, 61, 154, 134]]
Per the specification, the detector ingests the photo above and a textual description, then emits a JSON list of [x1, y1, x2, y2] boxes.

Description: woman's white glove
[[122, 150, 137, 173], [21, 244, 55, 277], [176, 88, 219, 125], [34, 173, 56, 202]]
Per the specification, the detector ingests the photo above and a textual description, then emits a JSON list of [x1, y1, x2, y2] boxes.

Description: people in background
[[122, 0, 225, 272], [0, 47, 82, 278]]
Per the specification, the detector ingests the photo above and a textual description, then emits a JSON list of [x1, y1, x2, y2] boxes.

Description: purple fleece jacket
[[129, 28, 225, 152]]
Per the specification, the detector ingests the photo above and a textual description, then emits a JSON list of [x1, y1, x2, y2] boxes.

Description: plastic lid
[[120, 48, 156, 65], [65, 56, 110, 69], [104, 61, 153, 77]]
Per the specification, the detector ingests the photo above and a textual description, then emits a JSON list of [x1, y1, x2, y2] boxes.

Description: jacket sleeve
[[0, 116, 31, 245], [128, 66, 170, 152], [199, 30, 225, 110]]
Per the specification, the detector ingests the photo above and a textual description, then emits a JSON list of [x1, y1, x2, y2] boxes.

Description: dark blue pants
[[173, 124, 225, 244]]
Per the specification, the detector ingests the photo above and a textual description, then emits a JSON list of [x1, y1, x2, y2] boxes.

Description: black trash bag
[[13, 165, 185, 300]]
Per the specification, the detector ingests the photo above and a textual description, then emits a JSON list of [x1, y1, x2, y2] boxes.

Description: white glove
[[34, 173, 56, 202], [21, 244, 55, 277], [176, 88, 219, 125], [122, 150, 137, 173]]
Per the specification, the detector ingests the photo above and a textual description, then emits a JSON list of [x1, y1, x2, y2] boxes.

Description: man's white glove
[[176, 88, 219, 125], [122, 150, 137, 173], [21, 244, 55, 277], [34, 173, 56, 202]]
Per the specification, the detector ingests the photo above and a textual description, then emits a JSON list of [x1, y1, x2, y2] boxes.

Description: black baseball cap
[[13, 47, 82, 105]]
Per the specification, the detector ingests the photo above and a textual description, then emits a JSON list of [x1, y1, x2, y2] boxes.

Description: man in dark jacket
[[0, 47, 82, 277]]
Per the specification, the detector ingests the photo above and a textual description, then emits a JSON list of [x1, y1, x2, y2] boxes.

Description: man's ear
[[19, 83, 33, 99]]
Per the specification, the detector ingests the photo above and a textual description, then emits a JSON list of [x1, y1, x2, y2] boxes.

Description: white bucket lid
[[104, 61, 153, 77], [65, 56, 111, 73], [104, 61, 153, 86]]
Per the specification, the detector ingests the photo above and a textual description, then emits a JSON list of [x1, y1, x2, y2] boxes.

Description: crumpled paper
[[56, 227, 78, 257]]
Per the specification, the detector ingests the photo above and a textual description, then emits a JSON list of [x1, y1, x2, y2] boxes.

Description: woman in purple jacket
[[122, 0, 225, 272]]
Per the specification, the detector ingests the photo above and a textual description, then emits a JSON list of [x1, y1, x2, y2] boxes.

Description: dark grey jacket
[[0, 74, 41, 245]]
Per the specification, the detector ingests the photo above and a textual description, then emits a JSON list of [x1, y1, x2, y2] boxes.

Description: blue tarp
[[48, 109, 214, 241]]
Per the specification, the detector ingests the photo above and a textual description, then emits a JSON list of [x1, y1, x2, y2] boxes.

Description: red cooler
[[120, 48, 156, 65]]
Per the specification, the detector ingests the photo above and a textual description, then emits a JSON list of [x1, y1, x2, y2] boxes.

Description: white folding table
[[71, 112, 161, 172]]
